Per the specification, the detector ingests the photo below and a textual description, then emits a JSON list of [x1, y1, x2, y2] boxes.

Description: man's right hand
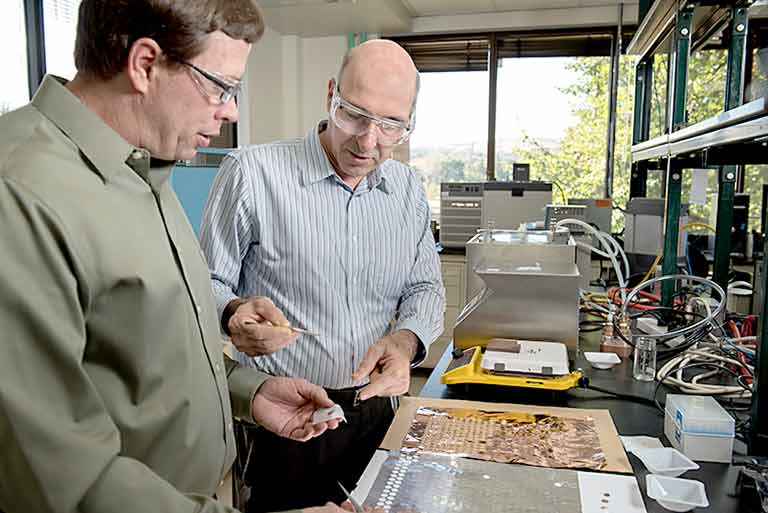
[[226, 297, 299, 356], [302, 503, 348, 513], [304, 502, 382, 512]]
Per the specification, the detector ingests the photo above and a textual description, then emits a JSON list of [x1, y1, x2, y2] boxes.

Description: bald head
[[337, 39, 419, 111]]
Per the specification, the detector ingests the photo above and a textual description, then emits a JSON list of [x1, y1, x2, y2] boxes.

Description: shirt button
[[196, 305, 202, 314], [228, 423, 233, 432], [131, 150, 144, 160], [219, 480, 225, 488], [215, 363, 221, 372]]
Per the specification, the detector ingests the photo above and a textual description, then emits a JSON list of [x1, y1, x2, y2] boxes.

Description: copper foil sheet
[[401, 406, 607, 471], [364, 451, 581, 513]]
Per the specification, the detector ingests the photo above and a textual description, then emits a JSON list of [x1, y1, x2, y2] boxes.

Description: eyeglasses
[[329, 85, 414, 145], [182, 61, 242, 105]]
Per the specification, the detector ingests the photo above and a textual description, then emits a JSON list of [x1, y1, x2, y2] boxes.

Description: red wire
[[727, 320, 752, 384], [608, 287, 663, 311], [727, 320, 741, 339]]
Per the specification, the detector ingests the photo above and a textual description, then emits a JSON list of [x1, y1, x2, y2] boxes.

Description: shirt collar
[[31, 75, 172, 187], [301, 120, 391, 194]]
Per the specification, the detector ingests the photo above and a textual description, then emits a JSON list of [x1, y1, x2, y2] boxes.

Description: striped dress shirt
[[200, 122, 445, 388]]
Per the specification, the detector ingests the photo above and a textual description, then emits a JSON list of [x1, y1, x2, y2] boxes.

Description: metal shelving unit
[[628, 0, 768, 456], [628, 0, 752, 301]]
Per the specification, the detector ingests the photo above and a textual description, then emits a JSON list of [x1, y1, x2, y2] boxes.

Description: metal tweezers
[[337, 481, 364, 513], [242, 319, 319, 337]]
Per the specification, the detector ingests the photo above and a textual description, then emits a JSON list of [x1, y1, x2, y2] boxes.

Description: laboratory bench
[[417, 339, 746, 513]]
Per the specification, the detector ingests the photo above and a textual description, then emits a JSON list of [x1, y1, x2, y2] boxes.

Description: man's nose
[[216, 97, 239, 124], [356, 121, 378, 151]]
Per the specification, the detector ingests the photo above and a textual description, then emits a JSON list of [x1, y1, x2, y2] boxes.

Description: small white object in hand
[[312, 404, 346, 425]]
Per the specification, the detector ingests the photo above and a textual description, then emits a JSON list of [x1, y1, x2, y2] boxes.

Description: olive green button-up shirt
[[0, 76, 271, 513]]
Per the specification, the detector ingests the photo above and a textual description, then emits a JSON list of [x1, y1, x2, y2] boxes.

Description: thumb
[[296, 379, 334, 408], [353, 343, 385, 381]]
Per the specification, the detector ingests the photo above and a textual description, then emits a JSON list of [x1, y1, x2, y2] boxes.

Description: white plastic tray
[[584, 351, 621, 369], [646, 474, 709, 512], [634, 448, 699, 477]]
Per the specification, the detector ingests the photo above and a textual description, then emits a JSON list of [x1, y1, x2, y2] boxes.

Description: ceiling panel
[[405, 0, 624, 16], [495, 0, 625, 7], [259, 0, 636, 37], [403, 0, 496, 17], [262, 0, 411, 37]]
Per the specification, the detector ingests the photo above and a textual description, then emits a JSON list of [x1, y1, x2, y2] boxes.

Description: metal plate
[[365, 452, 581, 513]]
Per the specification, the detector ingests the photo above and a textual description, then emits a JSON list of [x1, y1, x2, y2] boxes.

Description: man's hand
[[251, 377, 340, 442], [352, 330, 419, 401], [227, 297, 299, 356], [302, 502, 350, 513], [304, 502, 383, 512]]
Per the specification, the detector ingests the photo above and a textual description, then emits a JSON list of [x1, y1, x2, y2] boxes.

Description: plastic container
[[633, 447, 699, 477], [646, 474, 709, 512], [664, 394, 734, 463], [584, 351, 621, 369]]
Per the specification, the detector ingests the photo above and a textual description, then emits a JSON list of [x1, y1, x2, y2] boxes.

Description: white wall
[[300, 36, 349, 137], [245, 28, 348, 144], [246, 26, 285, 144]]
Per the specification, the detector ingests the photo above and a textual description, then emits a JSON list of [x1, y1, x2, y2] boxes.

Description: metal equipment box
[[439, 181, 553, 248], [544, 204, 586, 230], [625, 198, 689, 257], [454, 260, 581, 353], [464, 229, 575, 301], [457, 229, 580, 353], [568, 198, 613, 233]]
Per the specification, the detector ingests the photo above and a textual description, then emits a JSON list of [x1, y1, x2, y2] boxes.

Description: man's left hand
[[352, 330, 419, 401], [251, 377, 341, 442]]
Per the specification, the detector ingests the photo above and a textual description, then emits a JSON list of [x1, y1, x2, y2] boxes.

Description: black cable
[[577, 377, 659, 409], [579, 325, 607, 333], [579, 308, 609, 318], [610, 313, 717, 359], [629, 307, 704, 322]]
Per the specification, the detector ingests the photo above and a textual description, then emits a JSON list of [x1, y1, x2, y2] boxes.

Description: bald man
[[200, 39, 445, 511]]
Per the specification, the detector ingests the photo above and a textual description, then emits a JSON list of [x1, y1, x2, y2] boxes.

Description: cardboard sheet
[[381, 396, 632, 474]]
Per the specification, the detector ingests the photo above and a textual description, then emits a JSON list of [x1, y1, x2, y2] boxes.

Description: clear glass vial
[[633, 336, 657, 382]]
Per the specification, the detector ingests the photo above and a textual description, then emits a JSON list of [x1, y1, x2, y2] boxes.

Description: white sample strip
[[578, 471, 647, 513], [620, 435, 664, 454], [311, 404, 346, 425], [689, 169, 709, 205]]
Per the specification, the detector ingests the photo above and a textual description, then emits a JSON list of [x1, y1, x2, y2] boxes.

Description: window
[[1, 0, 29, 114], [497, 56, 609, 199], [686, 48, 727, 125], [649, 35, 672, 139], [44, 0, 81, 79], [744, 165, 768, 231], [409, 71, 489, 217], [682, 46, 729, 226], [398, 30, 631, 221]]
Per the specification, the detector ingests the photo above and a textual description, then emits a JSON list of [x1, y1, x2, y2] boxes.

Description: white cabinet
[[420, 253, 467, 368]]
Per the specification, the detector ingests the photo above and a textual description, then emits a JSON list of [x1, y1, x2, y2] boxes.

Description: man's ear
[[325, 78, 335, 111], [125, 37, 164, 94]]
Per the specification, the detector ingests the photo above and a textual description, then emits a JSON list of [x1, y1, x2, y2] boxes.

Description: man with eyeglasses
[[0, 1, 349, 513], [200, 39, 445, 512]]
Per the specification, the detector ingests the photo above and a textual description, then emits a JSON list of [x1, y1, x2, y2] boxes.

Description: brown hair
[[74, 0, 265, 79]]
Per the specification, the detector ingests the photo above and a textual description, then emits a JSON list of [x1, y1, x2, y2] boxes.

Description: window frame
[[389, 27, 636, 196]]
